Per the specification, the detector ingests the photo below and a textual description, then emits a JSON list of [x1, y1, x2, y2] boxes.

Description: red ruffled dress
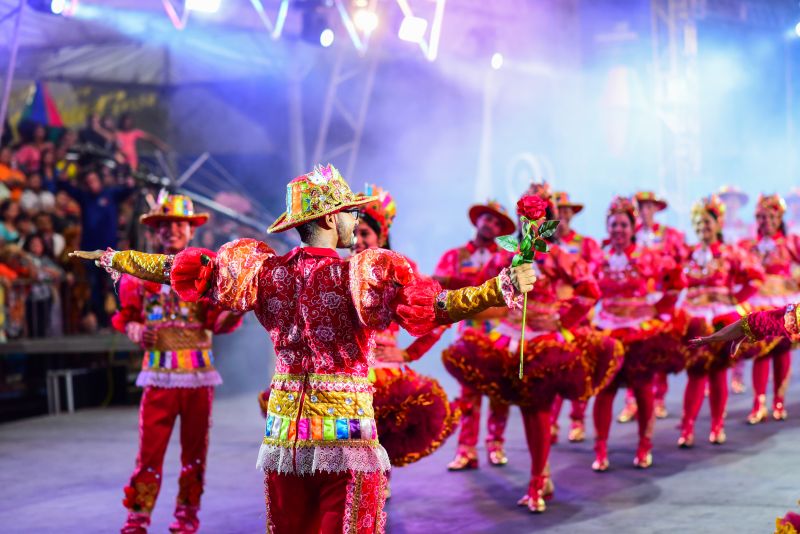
[[369, 323, 458, 467], [677, 242, 764, 444], [738, 232, 800, 421], [443, 245, 623, 410], [442, 245, 624, 511], [590, 243, 687, 470]]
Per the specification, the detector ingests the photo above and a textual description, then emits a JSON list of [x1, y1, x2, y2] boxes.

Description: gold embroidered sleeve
[[740, 314, 757, 342], [438, 276, 506, 323], [111, 250, 173, 285]]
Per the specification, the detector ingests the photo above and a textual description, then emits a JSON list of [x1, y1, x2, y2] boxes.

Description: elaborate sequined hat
[[140, 191, 209, 228], [607, 196, 637, 219], [361, 184, 396, 247], [691, 194, 726, 224], [268, 164, 377, 234]]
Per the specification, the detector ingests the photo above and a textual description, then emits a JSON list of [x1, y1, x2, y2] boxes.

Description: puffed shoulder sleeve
[[350, 248, 522, 336], [743, 305, 794, 341], [171, 239, 275, 312]]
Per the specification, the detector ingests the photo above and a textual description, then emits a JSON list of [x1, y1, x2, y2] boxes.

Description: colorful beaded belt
[[265, 414, 377, 442], [142, 349, 214, 371]]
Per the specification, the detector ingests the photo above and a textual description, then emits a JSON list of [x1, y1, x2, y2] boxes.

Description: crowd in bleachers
[[0, 114, 234, 340]]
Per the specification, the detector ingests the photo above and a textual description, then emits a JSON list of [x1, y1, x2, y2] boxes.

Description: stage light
[[353, 9, 378, 33], [50, 0, 65, 14], [186, 0, 221, 13], [795, 21, 800, 38], [27, 0, 77, 15], [398, 15, 427, 43], [320, 28, 335, 47], [491, 52, 504, 70]]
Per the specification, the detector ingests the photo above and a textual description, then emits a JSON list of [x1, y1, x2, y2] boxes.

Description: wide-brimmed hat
[[468, 200, 516, 236], [140, 192, 209, 228], [553, 191, 584, 214], [634, 191, 667, 212], [717, 185, 749, 204], [268, 164, 377, 234]]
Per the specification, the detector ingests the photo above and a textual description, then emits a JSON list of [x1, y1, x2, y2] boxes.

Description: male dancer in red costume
[[75, 165, 536, 534], [434, 200, 517, 469], [617, 191, 685, 423], [549, 191, 602, 443], [112, 193, 244, 534]]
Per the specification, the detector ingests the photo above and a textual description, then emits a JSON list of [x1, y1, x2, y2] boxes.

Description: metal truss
[[650, 0, 701, 219]]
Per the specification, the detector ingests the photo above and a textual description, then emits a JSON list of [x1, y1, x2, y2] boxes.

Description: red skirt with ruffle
[[371, 366, 460, 467], [442, 328, 623, 410], [682, 317, 734, 377], [611, 313, 688, 387]]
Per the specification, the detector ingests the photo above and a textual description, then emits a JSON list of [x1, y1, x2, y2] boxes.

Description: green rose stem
[[496, 215, 560, 381]]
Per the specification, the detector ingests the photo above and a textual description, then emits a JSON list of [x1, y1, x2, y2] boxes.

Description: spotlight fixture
[[186, 0, 222, 13], [320, 27, 335, 47], [27, 0, 77, 16], [398, 15, 427, 43], [491, 52, 504, 70], [353, 8, 378, 33]]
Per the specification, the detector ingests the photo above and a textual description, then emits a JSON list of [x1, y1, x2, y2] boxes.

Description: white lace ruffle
[[136, 369, 222, 388], [256, 442, 391, 475]]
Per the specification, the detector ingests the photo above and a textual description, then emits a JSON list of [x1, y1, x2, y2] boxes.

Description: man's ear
[[318, 212, 337, 230]]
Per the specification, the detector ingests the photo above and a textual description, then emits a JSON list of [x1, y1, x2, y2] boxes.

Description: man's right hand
[[141, 328, 158, 348], [510, 263, 537, 294]]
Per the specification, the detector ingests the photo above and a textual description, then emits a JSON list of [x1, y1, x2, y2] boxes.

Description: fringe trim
[[256, 442, 391, 475]]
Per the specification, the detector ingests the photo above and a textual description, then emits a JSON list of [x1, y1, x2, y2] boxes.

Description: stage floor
[[1, 368, 798, 533]]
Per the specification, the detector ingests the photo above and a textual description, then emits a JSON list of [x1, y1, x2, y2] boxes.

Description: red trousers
[[456, 385, 509, 448], [752, 349, 792, 409], [654, 372, 669, 402], [123, 386, 214, 515], [521, 408, 552, 482], [550, 396, 586, 426], [264, 470, 387, 534], [593, 380, 654, 447], [683, 368, 728, 430]]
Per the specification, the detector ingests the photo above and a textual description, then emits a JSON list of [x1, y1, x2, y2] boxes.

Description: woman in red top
[[591, 196, 686, 471], [677, 195, 764, 447], [737, 194, 800, 423]]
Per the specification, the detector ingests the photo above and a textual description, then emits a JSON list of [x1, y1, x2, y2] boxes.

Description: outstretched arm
[[71, 249, 175, 285]]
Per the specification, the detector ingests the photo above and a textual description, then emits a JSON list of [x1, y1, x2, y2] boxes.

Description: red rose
[[516, 195, 547, 220]]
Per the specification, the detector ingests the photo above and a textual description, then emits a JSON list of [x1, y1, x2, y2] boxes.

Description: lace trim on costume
[[498, 268, 523, 310], [99, 248, 120, 283], [256, 442, 391, 475], [136, 369, 222, 388]]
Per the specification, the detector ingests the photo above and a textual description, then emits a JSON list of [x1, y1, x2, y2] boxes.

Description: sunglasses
[[342, 208, 361, 220]]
